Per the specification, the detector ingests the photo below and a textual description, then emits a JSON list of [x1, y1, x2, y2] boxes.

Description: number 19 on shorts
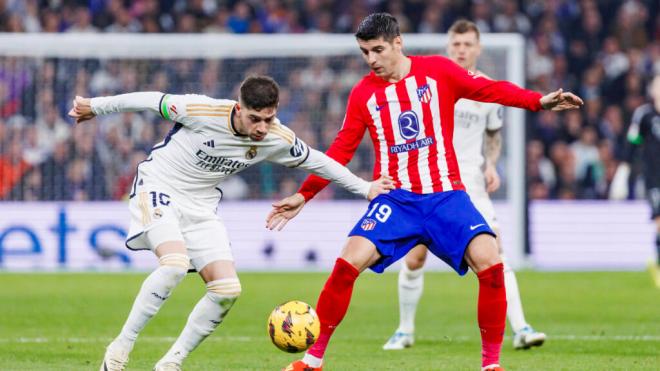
[[366, 203, 392, 223]]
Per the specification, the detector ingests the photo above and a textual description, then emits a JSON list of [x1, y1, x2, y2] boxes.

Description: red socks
[[306, 258, 505, 367], [307, 258, 360, 359], [477, 262, 507, 367]]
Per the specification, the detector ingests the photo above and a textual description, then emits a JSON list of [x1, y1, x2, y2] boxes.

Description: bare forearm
[[485, 130, 502, 165]]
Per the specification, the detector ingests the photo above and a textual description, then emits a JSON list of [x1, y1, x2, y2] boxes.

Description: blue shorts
[[349, 189, 495, 275]]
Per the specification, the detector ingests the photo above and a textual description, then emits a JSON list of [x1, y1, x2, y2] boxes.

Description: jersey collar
[[228, 104, 247, 137]]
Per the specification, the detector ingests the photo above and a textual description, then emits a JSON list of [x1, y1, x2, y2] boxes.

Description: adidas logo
[[203, 139, 215, 148]]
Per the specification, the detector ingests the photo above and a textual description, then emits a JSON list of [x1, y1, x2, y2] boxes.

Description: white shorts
[[461, 171, 498, 230], [125, 181, 233, 271]]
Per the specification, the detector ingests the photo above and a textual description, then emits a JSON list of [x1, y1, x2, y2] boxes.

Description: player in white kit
[[69, 76, 394, 371], [382, 20, 546, 351]]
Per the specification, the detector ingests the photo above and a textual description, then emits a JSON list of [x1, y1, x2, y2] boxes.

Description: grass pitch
[[0, 271, 658, 370]]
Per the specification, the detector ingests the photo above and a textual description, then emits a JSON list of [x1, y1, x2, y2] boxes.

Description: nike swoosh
[[376, 104, 386, 111], [470, 224, 485, 230]]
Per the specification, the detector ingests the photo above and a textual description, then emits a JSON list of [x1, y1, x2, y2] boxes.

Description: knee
[[405, 246, 427, 270], [340, 236, 381, 272], [467, 235, 502, 273], [158, 253, 190, 283], [206, 278, 242, 307], [409, 256, 426, 270], [475, 256, 503, 273]]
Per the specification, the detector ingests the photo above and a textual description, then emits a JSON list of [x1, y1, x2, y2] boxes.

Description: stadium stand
[[0, 0, 657, 201]]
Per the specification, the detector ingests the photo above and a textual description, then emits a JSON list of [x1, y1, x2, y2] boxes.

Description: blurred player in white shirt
[[383, 20, 546, 351], [69, 76, 394, 371]]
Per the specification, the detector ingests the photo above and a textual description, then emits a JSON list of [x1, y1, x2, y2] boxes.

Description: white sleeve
[[267, 124, 370, 198], [159, 94, 235, 128], [295, 148, 371, 199], [91, 92, 233, 130], [90, 92, 164, 116], [486, 105, 504, 131]]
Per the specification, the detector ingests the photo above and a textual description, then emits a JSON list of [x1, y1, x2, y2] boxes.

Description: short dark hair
[[448, 19, 480, 40], [355, 12, 400, 42], [239, 75, 279, 110]]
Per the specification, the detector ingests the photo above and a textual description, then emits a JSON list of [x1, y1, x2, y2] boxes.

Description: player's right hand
[[367, 175, 395, 201], [484, 164, 501, 193], [68, 96, 95, 124], [266, 193, 306, 231], [539, 88, 583, 111]]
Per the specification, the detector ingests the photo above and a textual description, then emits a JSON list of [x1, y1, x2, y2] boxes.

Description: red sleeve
[[298, 87, 368, 202], [438, 56, 543, 111]]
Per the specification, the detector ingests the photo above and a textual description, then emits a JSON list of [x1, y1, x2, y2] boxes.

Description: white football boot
[[382, 331, 414, 350], [153, 360, 183, 371], [99, 340, 130, 371], [513, 326, 546, 350]]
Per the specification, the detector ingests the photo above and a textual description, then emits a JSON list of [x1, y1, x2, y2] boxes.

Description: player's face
[[236, 104, 277, 141], [447, 31, 481, 70], [357, 36, 403, 79]]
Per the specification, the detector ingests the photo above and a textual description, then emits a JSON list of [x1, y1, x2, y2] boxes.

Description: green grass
[[0, 271, 658, 370]]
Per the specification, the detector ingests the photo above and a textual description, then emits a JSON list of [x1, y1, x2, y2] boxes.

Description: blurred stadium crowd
[[0, 0, 658, 201]]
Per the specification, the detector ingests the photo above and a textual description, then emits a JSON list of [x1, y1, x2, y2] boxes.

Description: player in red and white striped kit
[[382, 20, 546, 353], [268, 13, 582, 371]]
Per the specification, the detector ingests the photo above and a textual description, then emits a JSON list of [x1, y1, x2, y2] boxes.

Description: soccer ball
[[267, 300, 320, 353]]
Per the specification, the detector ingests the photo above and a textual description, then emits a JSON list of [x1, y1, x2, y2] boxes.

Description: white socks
[[397, 260, 530, 334], [116, 261, 188, 349], [160, 278, 241, 364], [397, 262, 424, 334], [302, 353, 323, 368], [503, 262, 528, 333]]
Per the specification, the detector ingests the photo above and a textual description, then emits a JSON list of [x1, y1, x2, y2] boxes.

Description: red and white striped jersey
[[299, 55, 543, 201]]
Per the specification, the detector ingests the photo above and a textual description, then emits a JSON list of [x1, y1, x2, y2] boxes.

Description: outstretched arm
[[267, 147, 394, 231], [266, 173, 392, 231], [442, 57, 583, 112], [296, 148, 394, 200], [297, 87, 368, 202], [68, 92, 164, 124], [539, 89, 584, 111]]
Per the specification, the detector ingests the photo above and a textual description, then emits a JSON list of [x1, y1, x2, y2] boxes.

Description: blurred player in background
[[382, 20, 546, 352], [611, 74, 660, 288], [69, 76, 393, 371], [268, 13, 582, 371]]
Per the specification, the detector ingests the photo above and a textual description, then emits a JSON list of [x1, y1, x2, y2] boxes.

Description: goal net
[[0, 33, 527, 269]]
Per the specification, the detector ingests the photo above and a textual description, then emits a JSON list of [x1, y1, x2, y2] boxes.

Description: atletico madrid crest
[[361, 218, 377, 231], [416, 84, 432, 103]]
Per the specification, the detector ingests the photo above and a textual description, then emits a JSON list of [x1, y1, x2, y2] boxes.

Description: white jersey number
[[367, 203, 393, 223]]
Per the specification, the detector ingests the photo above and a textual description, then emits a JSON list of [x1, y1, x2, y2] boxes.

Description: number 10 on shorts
[[149, 191, 171, 207]]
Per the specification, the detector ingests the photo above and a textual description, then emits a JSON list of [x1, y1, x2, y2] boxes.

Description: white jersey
[[452, 98, 503, 228], [91, 92, 370, 214], [453, 98, 503, 174]]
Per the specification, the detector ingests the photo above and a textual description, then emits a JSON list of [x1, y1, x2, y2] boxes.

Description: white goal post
[[0, 33, 527, 269]]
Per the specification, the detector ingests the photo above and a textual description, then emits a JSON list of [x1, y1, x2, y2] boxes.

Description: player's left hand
[[484, 163, 500, 193], [367, 175, 395, 201], [540, 89, 583, 111], [67, 95, 95, 124], [266, 193, 306, 231]]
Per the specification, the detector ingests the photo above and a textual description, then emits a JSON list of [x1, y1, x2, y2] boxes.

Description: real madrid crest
[[246, 145, 257, 159]]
